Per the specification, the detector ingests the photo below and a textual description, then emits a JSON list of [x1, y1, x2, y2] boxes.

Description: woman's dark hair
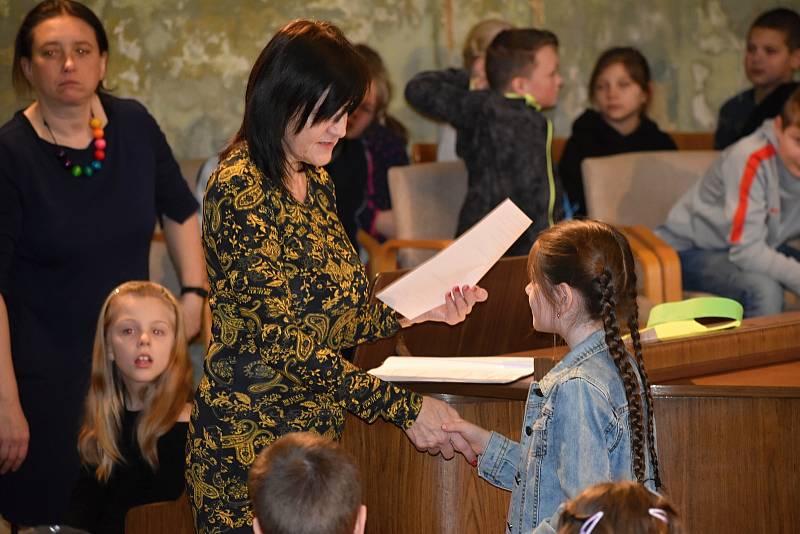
[[12, 0, 109, 94], [529, 220, 662, 489], [354, 43, 408, 142], [223, 20, 368, 193], [589, 47, 651, 106]]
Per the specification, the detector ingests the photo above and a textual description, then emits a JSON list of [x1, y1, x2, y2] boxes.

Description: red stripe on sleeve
[[729, 144, 776, 244]]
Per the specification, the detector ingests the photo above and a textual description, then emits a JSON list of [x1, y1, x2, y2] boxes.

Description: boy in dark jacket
[[405, 28, 564, 256]]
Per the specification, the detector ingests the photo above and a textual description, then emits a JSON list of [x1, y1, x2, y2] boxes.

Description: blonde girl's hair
[[77, 281, 193, 482], [529, 220, 662, 489], [462, 19, 514, 70], [557, 481, 681, 534]]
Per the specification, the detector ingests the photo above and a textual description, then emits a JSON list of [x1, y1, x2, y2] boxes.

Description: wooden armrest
[[625, 226, 683, 302], [621, 227, 665, 305], [125, 493, 194, 534], [357, 230, 452, 279]]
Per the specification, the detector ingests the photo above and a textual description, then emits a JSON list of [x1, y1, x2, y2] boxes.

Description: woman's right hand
[[442, 418, 492, 457], [404, 396, 477, 464], [0, 397, 29, 473]]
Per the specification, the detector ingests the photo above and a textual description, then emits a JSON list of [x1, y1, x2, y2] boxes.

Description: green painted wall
[[0, 0, 794, 159]]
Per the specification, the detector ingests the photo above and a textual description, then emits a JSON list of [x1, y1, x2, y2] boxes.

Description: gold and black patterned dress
[[186, 146, 422, 533]]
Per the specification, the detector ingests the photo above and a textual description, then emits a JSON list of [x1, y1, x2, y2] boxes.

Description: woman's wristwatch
[[181, 286, 208, 298]]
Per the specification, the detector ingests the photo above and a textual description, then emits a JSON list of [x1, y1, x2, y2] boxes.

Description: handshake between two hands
[[403, 396, 492, 466]]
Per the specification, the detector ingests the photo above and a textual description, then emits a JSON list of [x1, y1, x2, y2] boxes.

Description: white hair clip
[[579, 511, 604, 534], [648, 507, 669, 523]]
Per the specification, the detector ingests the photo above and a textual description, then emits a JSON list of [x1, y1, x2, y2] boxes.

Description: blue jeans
[[679, 244, 800, 318]]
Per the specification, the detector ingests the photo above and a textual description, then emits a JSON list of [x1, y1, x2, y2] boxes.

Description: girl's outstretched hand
[[442, 418, 492, 459], [402, 285, 488, 327]]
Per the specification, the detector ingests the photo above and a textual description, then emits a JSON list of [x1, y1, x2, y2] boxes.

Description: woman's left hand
[[180, 293, 204, 340], [402, 285, 488, 327]]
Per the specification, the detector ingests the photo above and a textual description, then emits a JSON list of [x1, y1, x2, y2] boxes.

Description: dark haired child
[[446, 219, 661, 533], [559, 47, 676, 217], [248, 432, 366, 534], [406, 28, 565, 256], [657, 87, 800, 318], [715, 7, 800, 149], [557, 481, 681, 534]]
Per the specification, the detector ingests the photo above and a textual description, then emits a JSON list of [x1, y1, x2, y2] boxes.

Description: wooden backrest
[[670, 131, 715, 151], [582, 150, 718, 229], [388, 161, 468, 267], [354, 255, 552, 370], [124, 493, 195, 534]]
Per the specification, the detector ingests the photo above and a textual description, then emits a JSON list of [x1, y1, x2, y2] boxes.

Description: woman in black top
[[559, 47, 677, 217], [0, 1, 204, 526]]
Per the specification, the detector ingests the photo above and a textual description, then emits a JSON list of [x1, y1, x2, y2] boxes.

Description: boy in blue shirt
[[405, 28, 564, 256], [714, 7, 800, 149]]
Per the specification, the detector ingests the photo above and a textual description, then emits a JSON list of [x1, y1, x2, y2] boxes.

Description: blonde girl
[[66, 281, 192, 534]]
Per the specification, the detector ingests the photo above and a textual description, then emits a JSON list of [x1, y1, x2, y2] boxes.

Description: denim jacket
[[478, 329, 657, 534]]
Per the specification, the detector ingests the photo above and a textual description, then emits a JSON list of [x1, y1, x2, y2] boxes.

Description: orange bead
[[89, 118, 102, 129], [92, 128, 104, 139]]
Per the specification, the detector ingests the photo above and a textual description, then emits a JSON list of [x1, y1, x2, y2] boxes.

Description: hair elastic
[[648, 507, 669, 523], [579, 511, 604, 534]]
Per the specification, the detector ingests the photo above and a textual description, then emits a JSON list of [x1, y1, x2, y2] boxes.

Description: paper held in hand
[[376, 198, 532, 320], [369, 356, 535, 383]]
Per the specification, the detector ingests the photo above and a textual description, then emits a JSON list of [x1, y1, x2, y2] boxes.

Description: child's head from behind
[[775, 86, 800, 177], [248, 432, 366, 534], [462, 19, 514, 89], [746, 8, 800, 92], [557, 481, 681, 534], [589, 47, 651, 128], [486, 28, 562, 108], [79, 281, 192, 481], [526, 220, 637, 334]]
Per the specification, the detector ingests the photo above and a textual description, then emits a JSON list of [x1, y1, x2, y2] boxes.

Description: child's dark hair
[[528, 220, 661, 488], [589, 47, 652, 106], [248, 432, 362, 534], [751, 7, 800, 50], [557, 481, 681, 534], [780, 86, 800, 129], [485, 28, 558, 92]]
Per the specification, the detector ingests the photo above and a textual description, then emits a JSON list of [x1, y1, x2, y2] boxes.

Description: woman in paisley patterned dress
[[186, 20, 487, 533]]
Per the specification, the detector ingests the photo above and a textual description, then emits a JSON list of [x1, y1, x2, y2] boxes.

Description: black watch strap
[[181, 286, 208, 298]]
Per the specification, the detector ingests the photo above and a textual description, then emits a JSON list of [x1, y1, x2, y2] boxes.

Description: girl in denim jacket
[[446, 220, 662, 534]]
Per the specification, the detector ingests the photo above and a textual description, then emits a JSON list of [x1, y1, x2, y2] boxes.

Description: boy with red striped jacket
[[657, 87, 800, 317]]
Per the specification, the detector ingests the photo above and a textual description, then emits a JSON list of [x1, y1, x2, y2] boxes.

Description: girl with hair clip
[[557, 481, 681, 534], [65, 281, 193, 534], [559, 47, 676, 217], [445, 219, 662, 534]]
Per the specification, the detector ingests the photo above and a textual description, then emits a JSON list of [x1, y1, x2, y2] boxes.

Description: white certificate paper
[[368, 356, 535, 383], [376, 198, 532, 319]]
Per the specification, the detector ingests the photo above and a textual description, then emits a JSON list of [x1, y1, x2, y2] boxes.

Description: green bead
[[83, 166, 94, 177], [71, 165, 82, 177]]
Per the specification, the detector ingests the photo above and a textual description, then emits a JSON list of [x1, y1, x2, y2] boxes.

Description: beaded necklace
[[43, 115, 106, 177]]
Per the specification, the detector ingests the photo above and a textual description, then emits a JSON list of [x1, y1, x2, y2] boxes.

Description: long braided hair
[[528, 220, 661, 489]]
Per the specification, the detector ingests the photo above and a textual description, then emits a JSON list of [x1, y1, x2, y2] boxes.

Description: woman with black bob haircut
[[187, 19, 487, 532]]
